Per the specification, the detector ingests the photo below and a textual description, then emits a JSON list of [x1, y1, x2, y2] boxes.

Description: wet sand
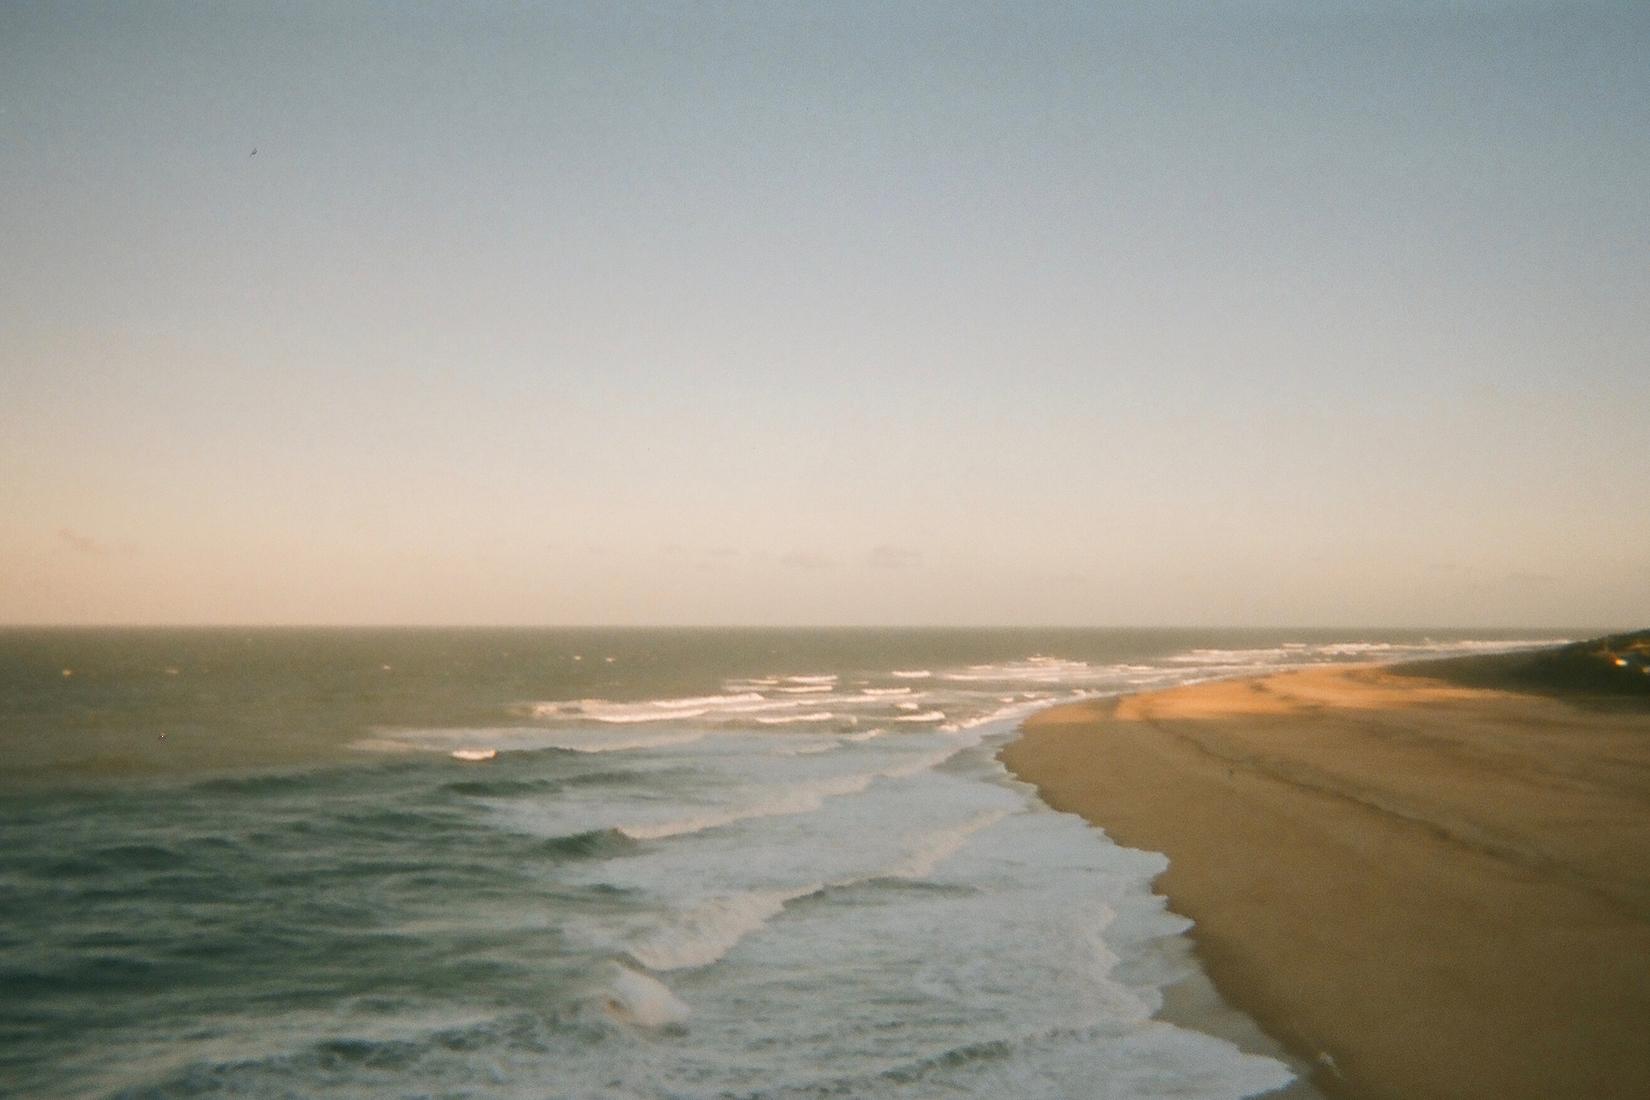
[[1000, 664, 1650, 1099]]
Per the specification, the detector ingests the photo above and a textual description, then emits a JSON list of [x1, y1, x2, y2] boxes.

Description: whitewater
[[0, 628, 1563, 1098]]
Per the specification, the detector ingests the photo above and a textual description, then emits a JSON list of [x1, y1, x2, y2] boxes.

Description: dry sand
[[1000, 664, 1650, 1100]]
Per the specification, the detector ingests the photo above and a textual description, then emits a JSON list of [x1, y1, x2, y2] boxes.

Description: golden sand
[[1000, 665, 1650, 1099]]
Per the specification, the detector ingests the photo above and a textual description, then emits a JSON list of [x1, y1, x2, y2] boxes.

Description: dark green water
[[0, 627, 1567, 1098], [0, 626, 1564, 783]]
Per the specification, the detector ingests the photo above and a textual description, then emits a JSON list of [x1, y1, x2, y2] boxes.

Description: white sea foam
[[577, 731, 708, 753], [617, 772, 880, 840], [967, 699, 1046, 728], [940, 657, 1103, 684], [877, 747, 965, 778], [780, 741, 842, 755], [786, 674, 839, 684], [343, 634, 1559, 1097], [531, 691, 848, 725], [940, 697, 1065, 734], [619, 812, 1019, 975], [601, 964, 690, 1027], [616, 747, 964, 841], [583, 693, 752, 721], [1166, 647, 1293, 666], [354, 724, 713, 755], [714, 696, 831, 715], [884, 811, 1012, 880], [831, 690, 921, 706], [529, 700, 707, 724], [1165, 638, 1565, 668], [620, 804, 1056, 976], [650, 692, 765, 709], [626, 886, 816, 971], [838, 728, 885, 741]]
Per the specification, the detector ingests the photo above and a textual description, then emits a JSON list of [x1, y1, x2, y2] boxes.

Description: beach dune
[[1001, 653, 1650, 1100]]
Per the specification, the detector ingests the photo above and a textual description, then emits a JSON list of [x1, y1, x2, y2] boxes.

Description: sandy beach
[[1001, 661, 1650, 1100]]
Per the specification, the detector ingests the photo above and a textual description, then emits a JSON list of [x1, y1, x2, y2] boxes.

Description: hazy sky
[[3, 1, 1646, 626]]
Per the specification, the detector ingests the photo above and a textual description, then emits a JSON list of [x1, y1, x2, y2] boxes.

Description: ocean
[[0, 627, 1563, 1099]]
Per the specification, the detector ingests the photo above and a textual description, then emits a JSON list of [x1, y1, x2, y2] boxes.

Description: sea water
[[0, 628, 1563, 1098]]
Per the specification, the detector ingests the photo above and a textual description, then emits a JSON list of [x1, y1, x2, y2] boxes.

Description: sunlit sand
[[1003, 660, 1650, 1099]]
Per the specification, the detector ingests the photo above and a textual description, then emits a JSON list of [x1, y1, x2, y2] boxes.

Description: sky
[[2, 1, 1647, 627]]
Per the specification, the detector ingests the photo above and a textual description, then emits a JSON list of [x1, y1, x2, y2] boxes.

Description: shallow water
[[0, 628, 1562, 1097]]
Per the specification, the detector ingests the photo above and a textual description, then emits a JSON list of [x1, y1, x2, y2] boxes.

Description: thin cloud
[[866, 544, 923, 569], [57, 528, 108, 555], [780, 551, 835, 570]]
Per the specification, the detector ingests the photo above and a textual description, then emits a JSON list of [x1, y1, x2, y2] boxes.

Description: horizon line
[[0, 622, 1613, 633]]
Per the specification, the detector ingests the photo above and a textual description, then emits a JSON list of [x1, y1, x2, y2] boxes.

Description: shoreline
[[1000, 661, 1650, 1099]]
